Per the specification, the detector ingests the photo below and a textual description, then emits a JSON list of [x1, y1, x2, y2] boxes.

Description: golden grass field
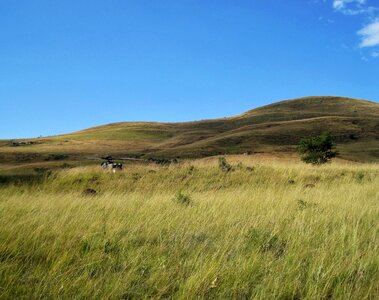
[[0, 155, 378, 299]]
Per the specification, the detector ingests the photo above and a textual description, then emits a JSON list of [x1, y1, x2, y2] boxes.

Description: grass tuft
[[173, 191, 192, 206]]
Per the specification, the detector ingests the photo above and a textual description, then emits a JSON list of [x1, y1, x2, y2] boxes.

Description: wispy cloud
[[333, 0, 376, 15], [329, 0, 379, 57], [358, 19, 379, 47]]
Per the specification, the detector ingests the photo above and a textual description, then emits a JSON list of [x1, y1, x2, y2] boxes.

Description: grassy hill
[[1, 100, 379, 299], [1, 96, 378, 168]]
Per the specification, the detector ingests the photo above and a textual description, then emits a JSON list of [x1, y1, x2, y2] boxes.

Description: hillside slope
[[1, 96, 378, 166]]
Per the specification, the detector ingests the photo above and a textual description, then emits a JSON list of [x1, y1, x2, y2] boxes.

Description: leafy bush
[[355, 171, 365, 181], [298, 132, 338, 165], [218, 157, 232, 172]]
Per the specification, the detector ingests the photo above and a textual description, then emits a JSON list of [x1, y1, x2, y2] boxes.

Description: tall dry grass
[[0, 157, 378, 299]]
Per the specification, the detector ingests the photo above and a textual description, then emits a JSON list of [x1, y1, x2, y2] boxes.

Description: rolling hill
[[1, 96, 378, 168]]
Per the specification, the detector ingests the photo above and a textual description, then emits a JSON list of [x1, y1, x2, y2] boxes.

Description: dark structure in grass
[[97, 155, 179, 172], [101, 156, 123, 172]]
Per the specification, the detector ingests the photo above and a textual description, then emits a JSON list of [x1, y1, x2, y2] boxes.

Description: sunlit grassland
[[0, 157, 378, 299]]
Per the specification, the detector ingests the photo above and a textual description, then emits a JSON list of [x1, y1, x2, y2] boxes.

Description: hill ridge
[[1, 96, 378, 165]]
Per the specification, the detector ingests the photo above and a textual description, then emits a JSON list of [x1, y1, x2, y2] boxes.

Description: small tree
[[298, 132, 338, 165]]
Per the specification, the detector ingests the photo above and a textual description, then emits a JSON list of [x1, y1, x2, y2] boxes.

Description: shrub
[[355, 172, 365, 181], [297, 132, 338, 165], [33, 167, 52, 177], [187, 165, 196, 174], [34, 167, 49, 174], [173, 191, 192, 206], [61, 163, 72, 169], [218, 157, 232, 172]]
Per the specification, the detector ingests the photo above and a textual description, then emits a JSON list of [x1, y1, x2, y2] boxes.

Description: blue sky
[[1, 0, 378, 139]]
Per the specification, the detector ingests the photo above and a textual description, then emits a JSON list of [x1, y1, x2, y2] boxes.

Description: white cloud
[[333, 0, 370, 15], [358, 19, 379, 47], [333, 0, 366, 9], [333, 0, 345, 10], [313, 1, 379, 58], [330, 0, 379, 57]]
